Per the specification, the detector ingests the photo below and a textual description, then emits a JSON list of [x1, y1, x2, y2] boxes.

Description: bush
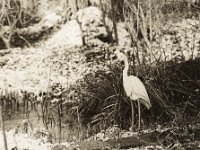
[[66, 52, 200, 135]]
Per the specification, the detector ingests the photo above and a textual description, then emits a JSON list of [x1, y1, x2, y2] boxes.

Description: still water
[[3, 108, 79, 143]]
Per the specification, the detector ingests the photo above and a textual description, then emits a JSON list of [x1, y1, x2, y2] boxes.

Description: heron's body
[[115, 50, 151, 130], [123, 76, 151, 109]]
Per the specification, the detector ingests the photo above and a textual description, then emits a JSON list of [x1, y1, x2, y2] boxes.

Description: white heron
[[114, 50, 151, 131]]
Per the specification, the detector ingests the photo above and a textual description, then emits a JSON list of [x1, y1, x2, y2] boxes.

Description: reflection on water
[[4, 109, 77, 143]]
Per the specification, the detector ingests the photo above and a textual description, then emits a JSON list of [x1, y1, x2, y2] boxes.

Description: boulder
[[117, 22, 131, 46], [73, 6, 113, 44], [46, 6, 113, 48]]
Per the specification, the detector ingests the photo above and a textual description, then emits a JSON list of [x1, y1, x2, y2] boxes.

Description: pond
[[3, 105, 80, 143]]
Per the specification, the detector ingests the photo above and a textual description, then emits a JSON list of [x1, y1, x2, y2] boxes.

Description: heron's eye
[[111, 55, 117, 60], [120, 61, 125, 66]]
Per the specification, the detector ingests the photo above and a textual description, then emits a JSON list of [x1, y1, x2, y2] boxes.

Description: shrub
[[66, 52, 200, 135]]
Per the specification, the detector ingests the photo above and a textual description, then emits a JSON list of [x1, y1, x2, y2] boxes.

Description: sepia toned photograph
[[0, 0, 200, 149]]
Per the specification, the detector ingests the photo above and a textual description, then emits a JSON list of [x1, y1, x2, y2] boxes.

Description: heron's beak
[[112, 59, 124, 67], [113, 58, 121, 65], [113, 58, 118, 64], [109, 54, 117, 64]]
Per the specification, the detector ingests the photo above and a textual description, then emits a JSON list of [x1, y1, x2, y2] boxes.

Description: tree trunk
[[100, 0, 113, 44], [111, 0, 118, 44], [1, 37, 11, 49], [4, 40, 10, 49]]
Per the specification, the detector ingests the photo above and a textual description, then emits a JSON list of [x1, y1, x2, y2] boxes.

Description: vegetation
[[0, 0, 200, 149], [69, 53, 200, 133], [64, 0, 200, 133], [0, 0, 37, 49]]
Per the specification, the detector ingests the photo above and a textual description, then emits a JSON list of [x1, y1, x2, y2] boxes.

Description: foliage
[[0, 0, 200, 146], [0, 0, 20, 48], [0, 0, 37, 49], [68, 64, 131, 132], [66, 48, 200, 135]]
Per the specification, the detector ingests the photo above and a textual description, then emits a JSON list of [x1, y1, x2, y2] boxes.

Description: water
[[3, 108, 77, 143]]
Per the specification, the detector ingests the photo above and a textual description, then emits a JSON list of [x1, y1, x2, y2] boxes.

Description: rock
[[73, 6, 113, 44], [45, 6, 113, 48], [45, 20, 83, 48], [117, 22, 131, 46], [40, 12, 62, 29], [74, 6, 103, 30]]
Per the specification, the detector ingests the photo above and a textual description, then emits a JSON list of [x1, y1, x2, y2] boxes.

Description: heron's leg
[[131, 101, 134, 131], [138, 99, 141, 130]]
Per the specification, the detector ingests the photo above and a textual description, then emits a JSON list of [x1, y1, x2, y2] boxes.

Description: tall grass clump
[[68, 64, 131, 131], [67, 59, 174, 134], [67, 55, 200, 136], [121, 0, 200, 127]]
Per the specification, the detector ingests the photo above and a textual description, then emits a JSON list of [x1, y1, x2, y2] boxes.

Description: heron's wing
[[124, 76, 151, 109]]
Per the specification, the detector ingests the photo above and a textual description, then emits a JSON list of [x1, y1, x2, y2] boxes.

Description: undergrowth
[[0, 0, 200, 143], [66, 56, 200, 136], [63, 0, 200, 136]]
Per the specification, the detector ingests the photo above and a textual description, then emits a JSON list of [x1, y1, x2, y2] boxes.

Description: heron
[[114, 50, 151, 131]]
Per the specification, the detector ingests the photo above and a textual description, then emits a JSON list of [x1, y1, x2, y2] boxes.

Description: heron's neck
[[123, 58, 129, 78]]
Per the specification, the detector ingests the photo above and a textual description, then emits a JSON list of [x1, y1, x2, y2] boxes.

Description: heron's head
[[112, 50, 128, 63], [116, 50, 128, 61]]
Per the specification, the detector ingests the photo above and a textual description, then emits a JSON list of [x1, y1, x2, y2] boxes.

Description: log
[[79, 131, 159, 149], [0, 50, 11, 56]]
